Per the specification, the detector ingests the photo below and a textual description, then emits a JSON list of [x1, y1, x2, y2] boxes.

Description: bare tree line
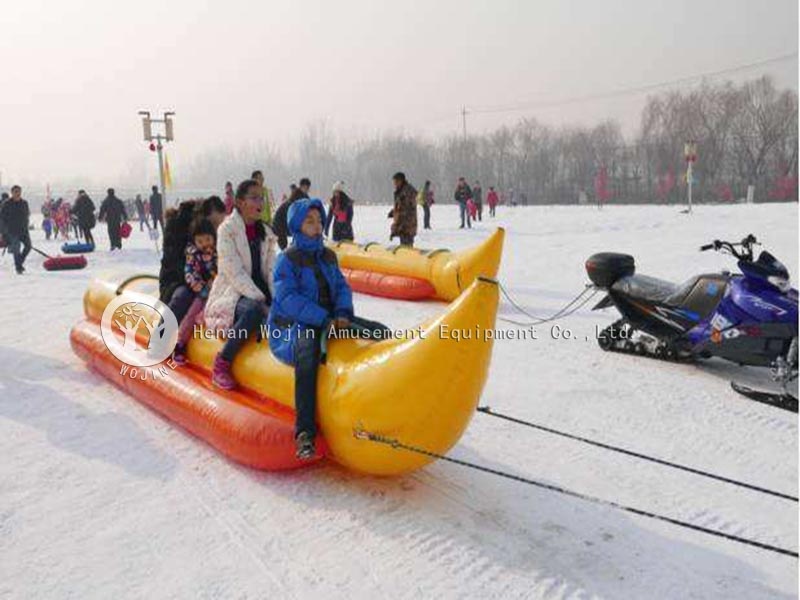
[[183, 76, 798, 205]]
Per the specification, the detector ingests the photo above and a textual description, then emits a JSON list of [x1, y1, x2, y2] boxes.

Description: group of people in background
[[386, 174, 502, 246], [39, 190, 97, 244], [0, 184, 169, 273], [1, 172, 504, 275], [133, 186, 165, 233], [453, 178, 500, 228]]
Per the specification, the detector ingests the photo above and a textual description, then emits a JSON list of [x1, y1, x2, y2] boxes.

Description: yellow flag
[[163, 153, 173, 190]]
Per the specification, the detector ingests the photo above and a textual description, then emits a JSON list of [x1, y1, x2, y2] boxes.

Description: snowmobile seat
[[664, 274, 729, 319], [611, 274, 678, 304], [585, 252, 635, 287]]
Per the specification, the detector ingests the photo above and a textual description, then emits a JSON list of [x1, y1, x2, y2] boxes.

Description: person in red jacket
[[487, 186, 499, 217]]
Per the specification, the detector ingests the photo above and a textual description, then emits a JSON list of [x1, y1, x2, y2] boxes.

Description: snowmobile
[[586, 234, 798, 411]]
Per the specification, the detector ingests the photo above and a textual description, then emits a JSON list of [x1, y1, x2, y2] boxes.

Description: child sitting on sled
[[268, 198, 391, 460], [172, 218, 218, 364]]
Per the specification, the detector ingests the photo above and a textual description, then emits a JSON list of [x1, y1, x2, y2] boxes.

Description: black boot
[[295, 431, 316, 460]]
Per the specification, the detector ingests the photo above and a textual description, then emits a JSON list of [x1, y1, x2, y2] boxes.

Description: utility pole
[[138, 110, 175, 207], [461, 106, 468, 141]]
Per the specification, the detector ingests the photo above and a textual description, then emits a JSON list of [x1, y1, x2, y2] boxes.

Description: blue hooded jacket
[[268, 198, 354, 365]]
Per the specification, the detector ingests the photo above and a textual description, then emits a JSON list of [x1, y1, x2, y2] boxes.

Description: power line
[[468, 52, 798, 116]]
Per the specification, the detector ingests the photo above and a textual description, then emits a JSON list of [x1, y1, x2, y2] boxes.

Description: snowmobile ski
[[730, 381, 798, 413]]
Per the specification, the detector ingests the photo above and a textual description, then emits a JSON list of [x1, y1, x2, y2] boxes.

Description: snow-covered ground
[[1, 203, 797, 599]]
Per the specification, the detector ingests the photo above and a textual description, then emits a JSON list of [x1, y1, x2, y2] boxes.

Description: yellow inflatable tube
[[330, 227, 505, 301], [82, 276, 499, 475]]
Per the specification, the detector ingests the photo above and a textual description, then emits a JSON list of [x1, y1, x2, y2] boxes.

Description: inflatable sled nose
[[319, 276, 500, 475], [436, 228, 505, 300]]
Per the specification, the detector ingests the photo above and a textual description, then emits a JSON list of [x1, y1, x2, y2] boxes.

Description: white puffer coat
[[204, 209, 277, 332]]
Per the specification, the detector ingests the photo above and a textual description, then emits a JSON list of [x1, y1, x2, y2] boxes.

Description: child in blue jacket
[[269, 198, 390, 459]]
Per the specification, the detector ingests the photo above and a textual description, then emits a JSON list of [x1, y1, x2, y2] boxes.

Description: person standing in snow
[[150, 185, 164, 231], [41, 198, 54, 240], [473, 180, 483, 222], [251, 170, 275, 226], [98, 188, 128, 251], [134, 194, 148, 231], [418, 180, 434, 230], [487, 186, 499, 217], [70, 206, 81, 239], [389, 172, 417, 246], [55, 199, 72, 240], [454, 177, 472, 229], [0, 185, 32, 274], [72, 189, 96, 245], [51, 197, 62, 238], [273, 177, 311, 250], [325, 181, 354, 242]]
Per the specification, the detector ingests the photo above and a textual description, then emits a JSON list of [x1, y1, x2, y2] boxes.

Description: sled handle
[[31, 246, 54, 259]]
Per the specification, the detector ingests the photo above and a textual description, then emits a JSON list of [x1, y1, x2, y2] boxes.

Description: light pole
[[139, 110, 175, 206], [684, 140, 697, 213]]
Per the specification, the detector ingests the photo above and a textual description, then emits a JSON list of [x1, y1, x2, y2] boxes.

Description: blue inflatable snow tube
[[62, 242, 95, 254]]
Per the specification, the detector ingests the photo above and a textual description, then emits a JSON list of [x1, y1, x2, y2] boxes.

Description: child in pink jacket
[[172, 218, 218, 363]]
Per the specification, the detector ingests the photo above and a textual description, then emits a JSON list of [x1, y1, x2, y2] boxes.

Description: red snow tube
[[120, 222, 132, 239], [70, 319, 324, 471], [43, 255, 88, 271], [342, 267, 436, 301]]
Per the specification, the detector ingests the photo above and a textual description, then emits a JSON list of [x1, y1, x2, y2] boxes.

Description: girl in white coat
[[204, 179, 277, 389]]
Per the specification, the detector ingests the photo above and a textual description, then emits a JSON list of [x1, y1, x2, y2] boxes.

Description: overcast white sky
[[0, 0, 797, 188]]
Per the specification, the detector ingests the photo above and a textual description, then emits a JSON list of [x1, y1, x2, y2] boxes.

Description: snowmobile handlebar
[[699, 234, 758, 260]]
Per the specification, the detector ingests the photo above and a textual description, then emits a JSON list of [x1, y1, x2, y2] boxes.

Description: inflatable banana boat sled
[[70, 274, 500, 475], [330, 227, 504, 301]]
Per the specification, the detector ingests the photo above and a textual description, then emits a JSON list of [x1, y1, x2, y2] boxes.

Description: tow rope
[[354, 427, 798, 558], [498, 282, 598, 326], [477, 406, 797, 502]]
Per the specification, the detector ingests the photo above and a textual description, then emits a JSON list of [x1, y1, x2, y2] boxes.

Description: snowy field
[[0, 202, 797, 599]]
